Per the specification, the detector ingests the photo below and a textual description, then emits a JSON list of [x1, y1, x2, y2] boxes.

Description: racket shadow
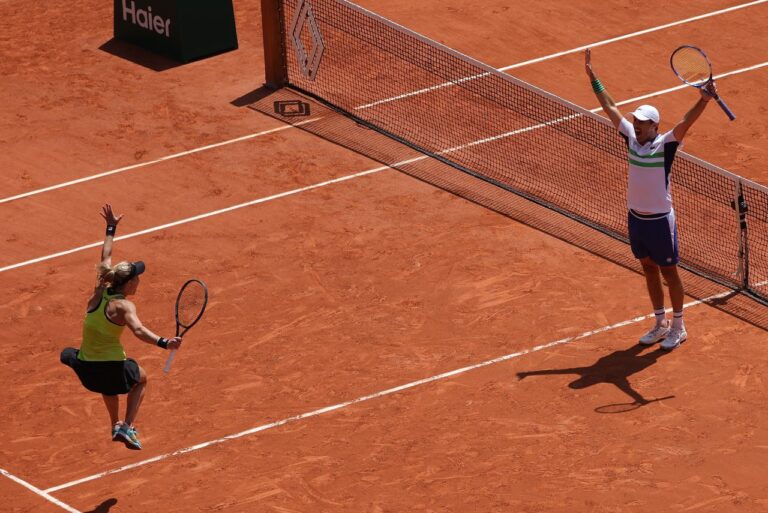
[[516, 342, 674, 411]]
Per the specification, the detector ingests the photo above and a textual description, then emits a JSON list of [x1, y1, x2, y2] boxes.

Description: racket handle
[[163, 350, 177, 373], [715, 96, 736, 121]]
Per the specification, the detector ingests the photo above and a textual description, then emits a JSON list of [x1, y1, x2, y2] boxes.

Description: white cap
[[631, 105, 660, 123]]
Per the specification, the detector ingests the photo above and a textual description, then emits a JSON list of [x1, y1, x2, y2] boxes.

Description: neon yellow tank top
[[79, 289, 127, 361]]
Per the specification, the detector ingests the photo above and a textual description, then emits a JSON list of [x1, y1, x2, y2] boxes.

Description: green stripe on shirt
[[629, 148, 665, 158], [628, 158, 665, 168]]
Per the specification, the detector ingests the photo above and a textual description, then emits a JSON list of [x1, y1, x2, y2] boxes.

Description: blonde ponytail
[[97, 261, 134, 288]]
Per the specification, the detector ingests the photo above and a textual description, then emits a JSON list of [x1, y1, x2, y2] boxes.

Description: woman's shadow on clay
[[83, 498, 118, 513], [516, 343, 675, 412]]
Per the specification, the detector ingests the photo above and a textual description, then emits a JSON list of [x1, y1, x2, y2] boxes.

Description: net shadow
[[244, 88, 768, 331], [273, 0, 768, 305]]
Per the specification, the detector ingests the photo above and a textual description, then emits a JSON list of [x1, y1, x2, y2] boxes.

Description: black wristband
[[106, 225, 117, 236], [157, 337, 169, 349]]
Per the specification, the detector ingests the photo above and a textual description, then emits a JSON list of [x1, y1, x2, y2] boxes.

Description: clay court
[[2, 0, 768, 512]]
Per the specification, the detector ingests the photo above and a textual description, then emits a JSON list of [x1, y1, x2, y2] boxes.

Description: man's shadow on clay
[[517, 343, 674, 411]]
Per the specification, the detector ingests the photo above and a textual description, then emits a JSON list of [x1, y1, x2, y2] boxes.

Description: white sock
[[654, 308, 666, 327], [672, 311, 684, 329]]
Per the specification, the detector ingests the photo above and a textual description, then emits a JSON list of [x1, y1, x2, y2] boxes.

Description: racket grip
[[715, 97, 736, 121], [163, 350, 177, 373]]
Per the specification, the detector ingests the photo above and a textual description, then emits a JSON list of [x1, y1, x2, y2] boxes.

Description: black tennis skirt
[[60, 347, 141, 395]]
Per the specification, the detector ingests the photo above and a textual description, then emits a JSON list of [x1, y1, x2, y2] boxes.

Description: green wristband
[[591, 79, 605, 94]]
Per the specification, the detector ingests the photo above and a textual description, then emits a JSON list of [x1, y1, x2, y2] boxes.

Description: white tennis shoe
[[638, 319, 671, 346], [661, 327, 687, 350]]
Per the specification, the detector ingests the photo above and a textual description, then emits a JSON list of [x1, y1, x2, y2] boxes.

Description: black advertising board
[[114, 0, 238, 63]]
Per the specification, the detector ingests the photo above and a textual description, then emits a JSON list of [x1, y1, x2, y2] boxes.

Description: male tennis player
[[585, 48, 716, 350], [60, 204, 182, 449]]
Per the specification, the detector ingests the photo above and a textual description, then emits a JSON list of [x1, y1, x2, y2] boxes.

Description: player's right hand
[[585, 48, 594, 78]]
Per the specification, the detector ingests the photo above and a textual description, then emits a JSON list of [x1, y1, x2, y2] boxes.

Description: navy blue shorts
[[627, 210, 679, 266]]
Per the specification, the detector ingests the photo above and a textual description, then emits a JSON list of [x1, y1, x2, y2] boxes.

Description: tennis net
[[263, 0, 768, 305]]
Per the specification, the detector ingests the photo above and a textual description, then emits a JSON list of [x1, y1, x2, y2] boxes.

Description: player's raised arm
[[672, 82, 714, 142], [585, 49, 623, 129], [87, 204, 124, 311], [99, 203, 123, 269]]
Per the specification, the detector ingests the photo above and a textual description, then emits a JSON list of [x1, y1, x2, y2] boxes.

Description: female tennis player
[[60, 204, 182, 449], [585, 48, 716, 350]]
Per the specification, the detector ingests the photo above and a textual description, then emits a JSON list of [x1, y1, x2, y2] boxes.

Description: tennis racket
[[670, 45, 735, 121], [163, 279, 208, 373]]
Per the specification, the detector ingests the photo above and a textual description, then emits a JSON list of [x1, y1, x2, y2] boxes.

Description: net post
[[261, 0, 287, 89], [732, 180, 750, 289]]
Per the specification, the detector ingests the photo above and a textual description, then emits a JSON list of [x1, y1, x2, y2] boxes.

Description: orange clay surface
[[2, 1, 768, 512]]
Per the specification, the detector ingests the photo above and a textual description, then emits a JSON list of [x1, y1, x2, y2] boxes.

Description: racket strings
[[177, 284, 206, 327], [672, 47, 711, 85]]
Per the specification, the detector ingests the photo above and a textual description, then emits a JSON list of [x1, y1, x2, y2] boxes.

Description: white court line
[[42, 289, 733, 494], [0, 120, 320, 205], [1, 468, 82, 513], [4, 1, 765, 205], [2, 59, 766, 276], [601, 61, 768, 106], [3, 3, 763, 506], [498, 0, 768, 71], [0, 106, 582, 273], [0, 92, 650, 275], [0, 164, 404, 274], [356, 0, 768, 109]]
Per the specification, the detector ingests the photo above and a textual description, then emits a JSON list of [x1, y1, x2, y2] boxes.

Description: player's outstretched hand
[[101, 204, 123, 226], [584, 48, 594, 78]]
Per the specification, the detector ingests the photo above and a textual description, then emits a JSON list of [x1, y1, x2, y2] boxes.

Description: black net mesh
[[275, 0, 768, 305]]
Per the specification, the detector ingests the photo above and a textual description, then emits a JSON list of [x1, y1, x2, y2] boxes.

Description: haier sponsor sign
[[114, 0, 237, 63], [121, 0, 172, 37]]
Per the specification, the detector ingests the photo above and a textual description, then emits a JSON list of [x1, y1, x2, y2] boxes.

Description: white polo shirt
[[618, 118, 680, 214]]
